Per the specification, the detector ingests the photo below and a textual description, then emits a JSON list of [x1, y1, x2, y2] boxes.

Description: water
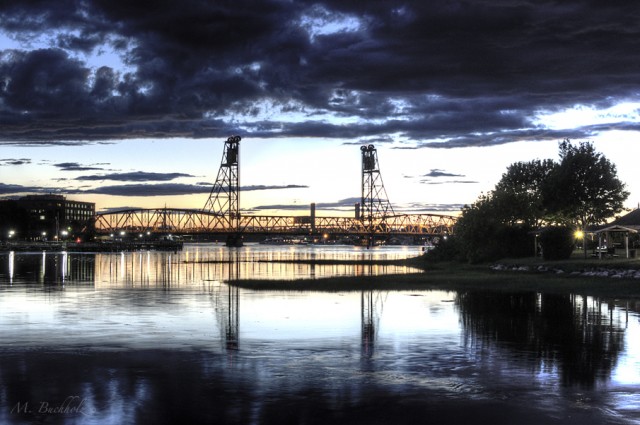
[[0, 243, 639, 424]]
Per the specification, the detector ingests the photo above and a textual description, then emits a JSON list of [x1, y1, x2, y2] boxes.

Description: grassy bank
[[230, 255, 640, 298]]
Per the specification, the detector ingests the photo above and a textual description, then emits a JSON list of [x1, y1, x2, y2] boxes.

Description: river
[[0, 243, 639, 424]]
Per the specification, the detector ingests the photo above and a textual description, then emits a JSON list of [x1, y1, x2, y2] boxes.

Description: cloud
[[0, 158, 31, 165], [422, 169, 465, 178], [420, 180, 479, 185], [0, 1, 639, 147], [81, 183, 209, 197], [76, 171, 195, 182], [241, 184, 308, 192], [54, 162, 106, 171], [250, 198, 463, 214], [79, 183, 308, 197], [0, 183, 57, 195], [0, 181, 308, 198], [97, 206, 146, 214], [252, 197, 360, 212], [399, 202, 465, 213]]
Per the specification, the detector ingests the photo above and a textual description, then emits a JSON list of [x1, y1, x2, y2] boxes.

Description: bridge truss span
[[94, 139, 457, 238], [95, 208, 456, 236]]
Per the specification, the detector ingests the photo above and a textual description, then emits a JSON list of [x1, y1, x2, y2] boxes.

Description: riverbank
[[229, 256, 640, 298]]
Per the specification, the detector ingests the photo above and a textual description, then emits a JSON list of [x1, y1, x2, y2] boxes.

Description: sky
[[1, 1, 639, 217]]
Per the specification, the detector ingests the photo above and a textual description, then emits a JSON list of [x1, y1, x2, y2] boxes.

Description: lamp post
[[575, 229, 585, 259]]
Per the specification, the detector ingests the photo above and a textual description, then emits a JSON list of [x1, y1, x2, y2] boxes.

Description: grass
[[229, 253, 640, 298]]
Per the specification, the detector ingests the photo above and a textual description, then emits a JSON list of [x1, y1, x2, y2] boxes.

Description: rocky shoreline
[[491, 263, 640, 279]]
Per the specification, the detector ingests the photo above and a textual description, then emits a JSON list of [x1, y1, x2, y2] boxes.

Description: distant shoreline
[[0, 240, 183, 252]]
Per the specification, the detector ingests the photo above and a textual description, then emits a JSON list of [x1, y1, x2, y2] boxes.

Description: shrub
[[423, 236, 464, 262], [495, 225, 535, 259], [539, 226, 575, 260]]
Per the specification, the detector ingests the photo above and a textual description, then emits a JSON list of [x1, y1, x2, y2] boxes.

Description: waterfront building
[[0, 194, 95, 241]]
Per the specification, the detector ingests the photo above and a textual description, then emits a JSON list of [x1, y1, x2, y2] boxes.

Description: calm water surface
[[0, 243, 639, 424]]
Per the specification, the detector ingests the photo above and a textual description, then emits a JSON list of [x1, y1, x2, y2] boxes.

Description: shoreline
[[229, 270, 640, 298], [228, 257, 640, 298]]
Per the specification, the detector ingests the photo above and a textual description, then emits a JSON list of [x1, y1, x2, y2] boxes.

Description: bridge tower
[[360, 145, 394, 235], [203, 135, 243, 246]]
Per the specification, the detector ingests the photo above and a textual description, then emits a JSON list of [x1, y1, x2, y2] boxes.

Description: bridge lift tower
[[203, 135, 243, 246], [360, 145, 395, 238]]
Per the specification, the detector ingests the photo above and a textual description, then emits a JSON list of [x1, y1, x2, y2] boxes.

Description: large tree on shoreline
[[543, 139, 629, 229], [493, 159, 556, 227], [443, 139, 629, 263]]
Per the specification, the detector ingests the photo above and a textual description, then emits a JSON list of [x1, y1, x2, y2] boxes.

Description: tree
[[435, 139, 629, 263], [543, 139, 629, 229], [494, 159, 555, 227]]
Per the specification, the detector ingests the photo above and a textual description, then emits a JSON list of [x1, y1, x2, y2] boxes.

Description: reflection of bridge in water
[[95, 137, 456, 240], [219, 283, 385, 360]]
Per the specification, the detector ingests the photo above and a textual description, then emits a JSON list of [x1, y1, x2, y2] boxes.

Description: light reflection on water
[[2, 242, 423, 286], [0, 244, 639, 424]]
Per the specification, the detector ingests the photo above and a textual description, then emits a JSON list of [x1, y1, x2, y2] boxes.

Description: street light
[[8, 230, 15, 239], [575, 229, 587, 258]]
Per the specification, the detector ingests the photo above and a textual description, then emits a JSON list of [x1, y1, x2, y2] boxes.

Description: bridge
[[95, 137, 457, 240]]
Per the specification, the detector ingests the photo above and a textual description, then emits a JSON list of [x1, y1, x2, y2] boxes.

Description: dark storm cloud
[[76, 171, 195, 182], [1, 1, 639, 146]]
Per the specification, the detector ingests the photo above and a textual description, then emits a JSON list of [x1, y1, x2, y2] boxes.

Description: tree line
[[428, 139, 629, 263]]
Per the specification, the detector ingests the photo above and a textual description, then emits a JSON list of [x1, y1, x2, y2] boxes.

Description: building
[[0, 194, 95, 241]]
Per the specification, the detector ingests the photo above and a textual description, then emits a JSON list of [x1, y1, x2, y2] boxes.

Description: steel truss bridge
[[95, 208, 456, 236], [95, 137, 457, 238]]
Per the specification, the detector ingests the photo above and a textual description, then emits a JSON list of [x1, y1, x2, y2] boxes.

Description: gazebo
[[591, 209, 640, 259]]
